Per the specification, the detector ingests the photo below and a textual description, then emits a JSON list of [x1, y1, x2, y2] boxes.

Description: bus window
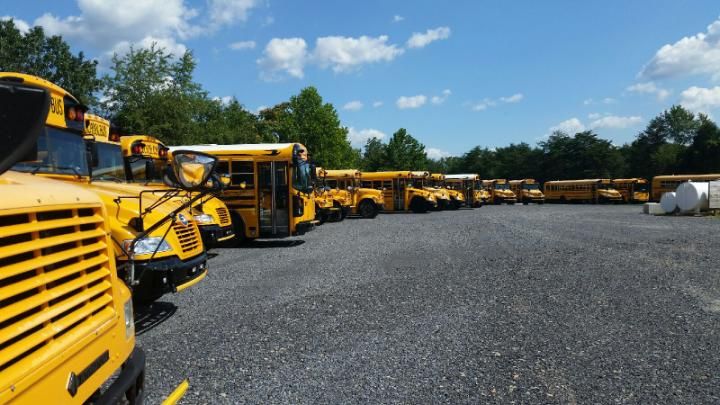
[[14, 127, 89, 175], [231, 160, 254, 186], [92, 141, 126, 181]]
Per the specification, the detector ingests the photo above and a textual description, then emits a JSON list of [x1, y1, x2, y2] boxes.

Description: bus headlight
[[124, 299, 134, 339], [193, 214, 215, 225], [123, 237, 172, 256]]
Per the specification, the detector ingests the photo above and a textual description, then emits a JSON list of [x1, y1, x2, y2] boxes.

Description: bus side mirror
[[164, 150, 218, 191], [0, 82, 48, 174]]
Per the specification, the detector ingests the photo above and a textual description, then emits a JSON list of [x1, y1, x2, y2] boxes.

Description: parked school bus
[[650, 174, 720, 201], [361, 171, 437, 213], [407, 171, 451, 210], [612, 178, 649, 203], [509, 179, 545, 204], [119, 134, 235, 247], [321, 169, 385, 218], [445, 174, 483, 207], [312, 180, 340, 224], [428, 173, 465, 209], [544, 179, 623, 203], [169, 143, 317, 241], [0, 78, 148, 404], [314, 167, 349, 222], [482, 179, 517, 204], [3, 72, 208, 304]]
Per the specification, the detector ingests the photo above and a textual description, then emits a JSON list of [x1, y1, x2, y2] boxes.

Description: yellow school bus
[[314, 167, 349, 222], [428, 173, 465, 209], [120, 134, 235, 246], [612, 178, 649, 203], [169, 143, 317, 240], [509, 179, 545, 204], [482, 179, 517, 204], [650, 174, 720, 201], [0, 77, 148, 404], [445, 174, 483, 207], [321, 169, 385, 218], [544, 179, 623, 203], [313, 181, 340, 224], [361, 171, 437, 213], [3, 72, 208, 304]]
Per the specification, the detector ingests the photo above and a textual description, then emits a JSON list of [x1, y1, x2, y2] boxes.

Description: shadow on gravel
[[206, 251, 220, 259], [134, 301, 178, 336], [242, 239, 306, 249]]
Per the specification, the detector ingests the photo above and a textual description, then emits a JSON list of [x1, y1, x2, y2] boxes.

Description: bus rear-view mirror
[[165, 150, 218, 191], [0, 81, 49, 174]]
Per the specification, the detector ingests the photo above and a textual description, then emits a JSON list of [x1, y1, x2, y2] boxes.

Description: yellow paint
[[162, 379, 190, 405]]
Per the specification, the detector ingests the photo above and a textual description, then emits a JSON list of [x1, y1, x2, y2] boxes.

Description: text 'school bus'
[[428, 173, 466, 209], [650, 174, 720, 201], [612, 178, 649, 203], [3, 72, 208, 304], [445, 173, 483, 208], [482, 179, 518, 204], [0, 79, 149, 404], [320, 169, 385, 218], [509, 179, 545, 204], [360, 171, 438, 213], [544, 179, 623, 203], [169, 143, 317, 240], [119, 134, 235, 247]]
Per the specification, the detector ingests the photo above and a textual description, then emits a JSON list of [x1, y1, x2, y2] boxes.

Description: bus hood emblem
[[177, 213, 189, 226]]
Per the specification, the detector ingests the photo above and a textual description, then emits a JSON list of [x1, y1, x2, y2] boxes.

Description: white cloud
[[431, 89, 451, 105], [348, 127, 386, 146], [602, 97, 616, 104], [372, 101, 383, 108], [207, 0, 259, 28], [313, 35, 404, 73], [588, 112, 602, 120], [110, 36, 188, 59], [393, 15, 404, 23], [626, 81, 671, 101], [583, 97, 616, 105], [471, 99, 496, 111], [549, 118, 586, 134], [229, 40, 256, 50], [426, 147, 451, 160], [257, 37, 308, 80], [1, 16, 30, 33], [213, 95, 234, 105], [680, 86, 720, 113], [583, 98, 593, 105], [589, 115, 643, 129], [407, 26, 451, 49], [396, 95, 427, 109], [641, 18, 720, 80], [500, 93, 524, 103], [34, 0, 201, 56], [342, 100, 364, 111]]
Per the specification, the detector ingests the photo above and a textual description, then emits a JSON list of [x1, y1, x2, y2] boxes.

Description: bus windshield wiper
[[94, 174, 124, 182], [30, 163, 83, 178]]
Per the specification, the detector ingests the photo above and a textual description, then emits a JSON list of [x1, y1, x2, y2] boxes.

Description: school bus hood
[[0, 171, 104, 209]]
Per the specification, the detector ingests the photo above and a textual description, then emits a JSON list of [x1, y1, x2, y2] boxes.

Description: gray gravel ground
[[137, 204, 720, 404]]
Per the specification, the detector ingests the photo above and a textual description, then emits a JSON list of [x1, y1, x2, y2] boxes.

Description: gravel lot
[[137, 205, 720, 404]]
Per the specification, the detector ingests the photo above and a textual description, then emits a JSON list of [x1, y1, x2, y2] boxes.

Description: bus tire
[[316, 208, 328, 225], [410, 197, 428, 213], [523, 201, 529, 205], [560, 196, 567, 204], [449, 199, 461, 210], [228, 212, 247, 246], [359, 200, 379, 218], [329, 202, 344, 222]]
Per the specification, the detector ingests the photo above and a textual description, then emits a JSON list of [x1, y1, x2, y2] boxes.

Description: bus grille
[[216, 207, 231, 226], [0, 206, 115, 377], [173, 221, 201, 253]]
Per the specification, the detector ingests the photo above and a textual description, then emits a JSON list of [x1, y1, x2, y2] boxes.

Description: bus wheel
[[329, 203, 344, 222], [410, 197, 428, 213], [316, 209, 328, 225], [227, 213, 246, 246], [523, 201, 529, 205], [449, 199, 460, 210], [560, 196, 567, 204], [359, 200, 379, 218]]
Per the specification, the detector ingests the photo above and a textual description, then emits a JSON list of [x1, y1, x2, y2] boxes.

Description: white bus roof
[[168, 143, 299, 152]]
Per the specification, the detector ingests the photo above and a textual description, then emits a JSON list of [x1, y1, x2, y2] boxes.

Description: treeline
[[1, 19, 719, 177]]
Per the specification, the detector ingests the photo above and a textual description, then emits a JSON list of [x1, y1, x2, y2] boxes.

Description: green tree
[[99, 45, 207, 145], [384, 128, 427, 170], [260, 87, 356, 168], [361, 137, 387, 171], [197, 98, 272, 144], [539, 131, 624, 180], [0, 20, 101, 104], [493, 142, 543, 179]]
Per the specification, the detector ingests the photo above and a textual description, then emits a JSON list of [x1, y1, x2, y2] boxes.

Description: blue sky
[[4, 1, 720, 158]]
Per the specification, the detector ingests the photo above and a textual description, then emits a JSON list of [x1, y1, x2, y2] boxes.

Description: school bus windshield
[[13, 127, 88, 176], [495, 183, 509, 190], [524, 183, 540, 190], [292, 160, 313, 193], [92, 142, 126, 182], [409, 179, 424, 188], [127, 156, 168, 183]]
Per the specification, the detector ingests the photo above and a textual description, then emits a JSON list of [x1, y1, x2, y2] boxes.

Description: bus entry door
[[258, 161, 290, 237]]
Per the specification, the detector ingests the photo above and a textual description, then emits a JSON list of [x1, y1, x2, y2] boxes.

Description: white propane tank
[[660, 191, 677, 214], [677, 181, 709, 213]]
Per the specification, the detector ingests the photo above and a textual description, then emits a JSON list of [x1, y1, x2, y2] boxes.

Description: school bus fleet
[[3, 71, 709, 404]]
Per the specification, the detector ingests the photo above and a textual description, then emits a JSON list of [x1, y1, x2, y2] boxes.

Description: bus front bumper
[[199, 224, 235, 248], [295, 220, 317, 235], [123, 252, 208, 303], [96, 348, 145, 405]]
